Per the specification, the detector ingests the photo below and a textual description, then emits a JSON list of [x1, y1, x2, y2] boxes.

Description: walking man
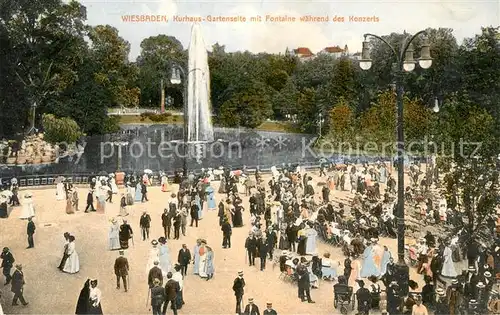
[[114, 250, 129, 292], [141, 182, 148, 202], [233, 271, 245, 314], [1, 247, 14, 285], [140, 211, 151, 241], [177, 245, 191, 277], [26, 217, 35, 249], [150, 278, 165, 315], [161, 209, 172, 239], [85, 189, 95, 212], [163, 272, 179, 315], [11, 264, 28, 306], [173, 211, 181, 240], [221, 218, 232, 249], [180, 206, 188, 236], [190, 201, 199, 227], [245, 232, 257, 266]]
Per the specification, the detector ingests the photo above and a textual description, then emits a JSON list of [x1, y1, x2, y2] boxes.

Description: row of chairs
[[13, 176, 91, 187]]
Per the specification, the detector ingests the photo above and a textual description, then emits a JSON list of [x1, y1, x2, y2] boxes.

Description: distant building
[[289, 47, 315, 61], [320, 45, 349, 58], [350, 52, 362, 60]]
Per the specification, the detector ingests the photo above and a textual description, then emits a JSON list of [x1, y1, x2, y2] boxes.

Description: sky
[[78, 0, 500, 60]]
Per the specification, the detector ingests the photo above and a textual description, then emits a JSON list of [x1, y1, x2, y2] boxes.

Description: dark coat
[[150, 285, 166, 306], [259, 242, 268, 258], [1, 251, 15, 268], [233, 277, 245, 296], [178, 248, 191, 265], [164, 279, 180, 301], [190, 204, 199, 220], [263, 309, 277, 315], [87, 192, 93, 204], [76, 279, 90, 315], [27, 221, 36, 235], [148, 266, 163, 288], [243, 304, 260, 315], [11, 269, 24, 293], [162, 212, 172, 227], [119, 224, 133, 240], [245, 237, 257, 251], [114, 256, 129, 276], [221, 222, 232, 236], [139, 214, 151, 228]]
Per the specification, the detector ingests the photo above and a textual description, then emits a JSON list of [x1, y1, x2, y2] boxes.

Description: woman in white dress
[[198, 240, 208, 278], [321, 252, 338, 280], [108, 218, 121, 250], [441, 242, 457, 278], [19, 192, 35, 219], [56, 181, 65, 201], [109, 174, 118, 194], [63, 235, 80, 274], [158, 237, 172, 275], [146, 240, 160, 275]]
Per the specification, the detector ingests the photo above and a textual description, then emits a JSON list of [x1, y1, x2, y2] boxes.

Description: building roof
[[323, 46, 344, 53], [293, 47, 314, 56]]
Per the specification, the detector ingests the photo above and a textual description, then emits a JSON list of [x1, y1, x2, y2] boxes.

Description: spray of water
[[187, 23, 214, 143]]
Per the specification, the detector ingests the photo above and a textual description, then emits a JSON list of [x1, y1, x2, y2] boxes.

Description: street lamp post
[[318, 112, 325, 138], [170, 65, 188, 176], [170, 64, 204, 176], [359, 31, 432, 295]]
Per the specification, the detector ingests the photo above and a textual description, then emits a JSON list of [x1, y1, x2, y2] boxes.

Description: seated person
[[333, 275, 351, 301], [279, 251, 290, 272], [311, 254, 322, 278]]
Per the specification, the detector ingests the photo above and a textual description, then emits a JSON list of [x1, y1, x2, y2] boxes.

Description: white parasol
[[144, 169, 153, 174]]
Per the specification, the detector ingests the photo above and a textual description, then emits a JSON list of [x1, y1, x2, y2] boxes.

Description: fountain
[[186, 23, 214, 143]]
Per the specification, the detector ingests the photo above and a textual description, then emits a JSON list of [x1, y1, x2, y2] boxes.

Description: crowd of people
[[0, 161, 499, 314]]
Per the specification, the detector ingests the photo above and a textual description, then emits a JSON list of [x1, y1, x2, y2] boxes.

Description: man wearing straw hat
[[263, 301, 277, 315], [243, 297, 260, 315], [434, 288, 447, 315], [232, 271, 245, 314], [150, 278, 165, 315], [446, 278, 462, 315], [114, 250, 129, 292]]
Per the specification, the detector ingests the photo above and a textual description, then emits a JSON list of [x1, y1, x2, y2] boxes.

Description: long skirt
[[120, 237, 129, 249], [126, 193, 134, 206], [58, 254, 69, 270], [119, 206, 128, 216]]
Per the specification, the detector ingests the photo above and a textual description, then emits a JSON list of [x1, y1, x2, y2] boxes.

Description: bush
[[42, 114, 84, 144], [149, 113, 172, 122]]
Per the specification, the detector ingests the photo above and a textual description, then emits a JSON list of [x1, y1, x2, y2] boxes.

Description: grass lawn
[[118, 116, 301, 133]]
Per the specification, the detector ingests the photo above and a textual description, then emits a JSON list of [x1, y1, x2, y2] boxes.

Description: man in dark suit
[[114, 250, 129, 292], [173, 211, 181, 240], [161, 209, 172, 239], [141, 182, 148, 202], [177, 244, 191, 276], [11, 264, 28, 306], [245, 233, 257, 266], [263, 302, 277, 315], [190, 201, 199, 227], [1, 247, 15, 285], [355, 280, 371, 315], [343, 256, 352, 284], [233, 271, 245, 314], [148, 261, 163, 288], [163, 272, 179, 315], [26, 217, 35, 248], [221, 218, 232, 248], [150, 278, 165, 315], [85, 189, 95, 212], [243, 298, 260, 315], [139, 211, 151, 241]]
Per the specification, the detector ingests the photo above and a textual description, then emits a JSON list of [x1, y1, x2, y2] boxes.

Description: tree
[[295, 88, 318, 133], [89, 25, 140, 108], [42, 113, 83, 144], [0, 0, 88, 135], [327, 98, 355, 145], [136, 35, 186, 108], [271, 78, 299, 120], [219, 81, 273, 128], [438, 94, 499, 247]]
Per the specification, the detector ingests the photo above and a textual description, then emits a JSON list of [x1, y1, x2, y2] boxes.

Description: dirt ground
[[0, 173, 461, 315]]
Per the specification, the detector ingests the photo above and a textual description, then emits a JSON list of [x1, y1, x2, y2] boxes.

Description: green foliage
[[219, 81, 273, 128], [328, 98, 355, 144], [42, 113, 83, 144]]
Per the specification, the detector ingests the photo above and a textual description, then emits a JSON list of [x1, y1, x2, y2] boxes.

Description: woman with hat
[[19, 192, 35, 219], [62, 235, 80, 274], [108, 218, 121, 250], [158, 237, 172, 275]]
